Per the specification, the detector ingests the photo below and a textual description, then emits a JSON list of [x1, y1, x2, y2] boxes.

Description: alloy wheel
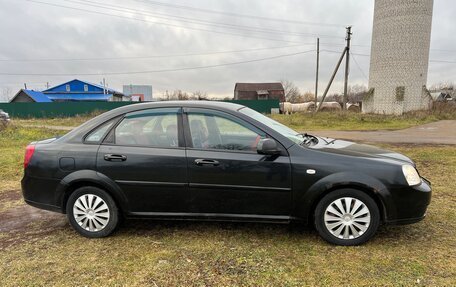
[[73, 194, 110, 232], [324, 197, 371, 240]]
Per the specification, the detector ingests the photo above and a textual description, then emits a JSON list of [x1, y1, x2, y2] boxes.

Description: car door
[[96, 107, 189, 214], [184, 108, 292, 218]]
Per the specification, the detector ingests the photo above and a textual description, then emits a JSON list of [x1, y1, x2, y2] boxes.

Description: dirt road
[[312, 120, 456, 145]]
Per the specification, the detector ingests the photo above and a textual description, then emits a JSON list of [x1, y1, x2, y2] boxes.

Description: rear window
[[85, 119, 117, 143]]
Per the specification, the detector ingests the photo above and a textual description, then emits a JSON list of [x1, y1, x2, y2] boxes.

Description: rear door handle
[[194, 159, 219, 166], [104, 154, 127, 162]]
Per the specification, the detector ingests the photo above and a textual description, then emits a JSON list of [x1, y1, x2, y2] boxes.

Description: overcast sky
[[0, 0, 455, 101]]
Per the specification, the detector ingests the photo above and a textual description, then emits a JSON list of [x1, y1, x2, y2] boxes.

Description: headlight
[[402, 165, 421, 186]]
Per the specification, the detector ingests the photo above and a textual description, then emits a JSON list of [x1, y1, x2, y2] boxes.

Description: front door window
[[187, 113, 265, 152]]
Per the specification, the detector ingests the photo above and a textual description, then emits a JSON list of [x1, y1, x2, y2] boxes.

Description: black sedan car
[[22, 101, 431, 245]]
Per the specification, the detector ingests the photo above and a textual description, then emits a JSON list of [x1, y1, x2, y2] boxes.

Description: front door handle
[[194, 159, 219, 166], [104, 154, 127, 162]]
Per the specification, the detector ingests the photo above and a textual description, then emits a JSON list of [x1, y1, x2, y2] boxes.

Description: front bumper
[[384, 177, 431, 225]]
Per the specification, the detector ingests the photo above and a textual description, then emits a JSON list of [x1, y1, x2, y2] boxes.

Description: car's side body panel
[[96, 145, 189, 213], [186, 149, 292, 216]]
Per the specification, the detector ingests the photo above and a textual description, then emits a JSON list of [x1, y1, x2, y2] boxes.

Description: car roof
[[111, 100, 245, 114]]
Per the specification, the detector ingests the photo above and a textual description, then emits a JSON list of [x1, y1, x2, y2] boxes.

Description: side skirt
[[126, 212, 295, 224]]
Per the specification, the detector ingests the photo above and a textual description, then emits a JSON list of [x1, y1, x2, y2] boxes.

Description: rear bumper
[[384, 177, 431, 225], [22, 174, 64, 213], [24, 199, 62, 213]]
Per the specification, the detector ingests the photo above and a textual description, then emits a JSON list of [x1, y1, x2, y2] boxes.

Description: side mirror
[[257, 138, 281, 155]]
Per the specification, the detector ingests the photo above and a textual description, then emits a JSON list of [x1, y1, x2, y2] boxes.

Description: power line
[[24, 0, 306, 44], [0, 49, 315, 76], [429, 59, 456, 64], [132, 0, 346, 28], [0, 44, 314, 62], [334, 51, 456, 64], [63, 0, 343, 39], [350, 53, 369, 81]]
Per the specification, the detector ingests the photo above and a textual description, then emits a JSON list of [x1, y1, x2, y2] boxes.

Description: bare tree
[[429, 82, 454, 97], [280, 80, 300, 103], [2, 87, 12, 102], [348, 84, 368, 103], [190, 90, 208, 100]]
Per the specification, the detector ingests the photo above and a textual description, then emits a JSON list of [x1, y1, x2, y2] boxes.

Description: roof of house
[[10, 89, 52, 102], [234, 82, 284, 92], [46, 93, 114, 101]]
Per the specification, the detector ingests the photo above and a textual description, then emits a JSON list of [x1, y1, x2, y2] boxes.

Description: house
[[9, 89, 52, 103], [430, 92, 453, 102], [10, 79, 125, 103], [234, 82, 285, 101]]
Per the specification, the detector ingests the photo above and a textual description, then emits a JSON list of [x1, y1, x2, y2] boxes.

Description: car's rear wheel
[[66, 186, 119, 238], [314, 189, 380, 246]]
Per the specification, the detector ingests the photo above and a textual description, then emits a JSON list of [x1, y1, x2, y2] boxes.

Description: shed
[[10, 89, 52, 103], [234, 83, 285, 101]]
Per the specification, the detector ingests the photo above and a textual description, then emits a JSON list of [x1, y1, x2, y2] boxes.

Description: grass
[[270, 108, 456, 131], [0, 124, 66, 192], [0, 125, 455, 286], [11, 103, 456, 132], [13, 111, 100, 128]]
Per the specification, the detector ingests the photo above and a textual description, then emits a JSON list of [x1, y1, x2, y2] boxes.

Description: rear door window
[[114, 108, 180, 148]]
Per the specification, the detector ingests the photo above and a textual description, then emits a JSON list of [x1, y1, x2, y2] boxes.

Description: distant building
[[234, 83, 285, 101], [123, 85, 153, 102], [430, 92, 453, 102], [10, 89, 53, 103], [10, 79, 125, 103], [364, 0, 434, 114]]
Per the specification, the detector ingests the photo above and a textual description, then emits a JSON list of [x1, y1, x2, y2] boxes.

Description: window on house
[[66, 84, 70, 92], [84, 84, 88, 92], [396, 86, 405, 101]]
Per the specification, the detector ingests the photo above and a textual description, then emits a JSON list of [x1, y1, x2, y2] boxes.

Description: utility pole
[[343, 26, 352, 110], [314, 38, 320, 109], [316, 48, 347, 112], [24, 83, 27, 89]]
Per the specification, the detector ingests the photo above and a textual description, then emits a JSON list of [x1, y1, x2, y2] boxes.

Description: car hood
[[308, 136, 415, 166]]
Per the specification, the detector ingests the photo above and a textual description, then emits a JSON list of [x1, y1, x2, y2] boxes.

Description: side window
[[115, 109, 179, 148], [188, 113, 265, 152], [85, 119, 116, 143]]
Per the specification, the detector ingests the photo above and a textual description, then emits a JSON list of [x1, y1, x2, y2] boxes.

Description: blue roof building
[[10, 79, 125, 103]]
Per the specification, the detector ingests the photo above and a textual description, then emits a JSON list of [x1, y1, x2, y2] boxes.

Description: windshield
[[239, 107, 303, 144]]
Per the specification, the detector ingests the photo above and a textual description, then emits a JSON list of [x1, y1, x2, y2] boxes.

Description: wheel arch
[[293, 172, 394, 225], [307, 184, 387, 226], [56, 170, 129, 214]]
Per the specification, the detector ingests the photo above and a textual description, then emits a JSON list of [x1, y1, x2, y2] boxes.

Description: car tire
[[66, 186, 119, 238], [314, 188, 380, 246]]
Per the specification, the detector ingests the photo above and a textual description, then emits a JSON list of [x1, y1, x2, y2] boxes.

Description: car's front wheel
[[314, 189, 380, 246], [66, 186, 119, 238]]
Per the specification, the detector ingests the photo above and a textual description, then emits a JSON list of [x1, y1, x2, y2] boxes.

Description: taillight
[[24, 145, 35, 169]]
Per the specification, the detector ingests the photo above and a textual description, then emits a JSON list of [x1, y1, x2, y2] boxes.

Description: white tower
[[363, 0, 434, 114]]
